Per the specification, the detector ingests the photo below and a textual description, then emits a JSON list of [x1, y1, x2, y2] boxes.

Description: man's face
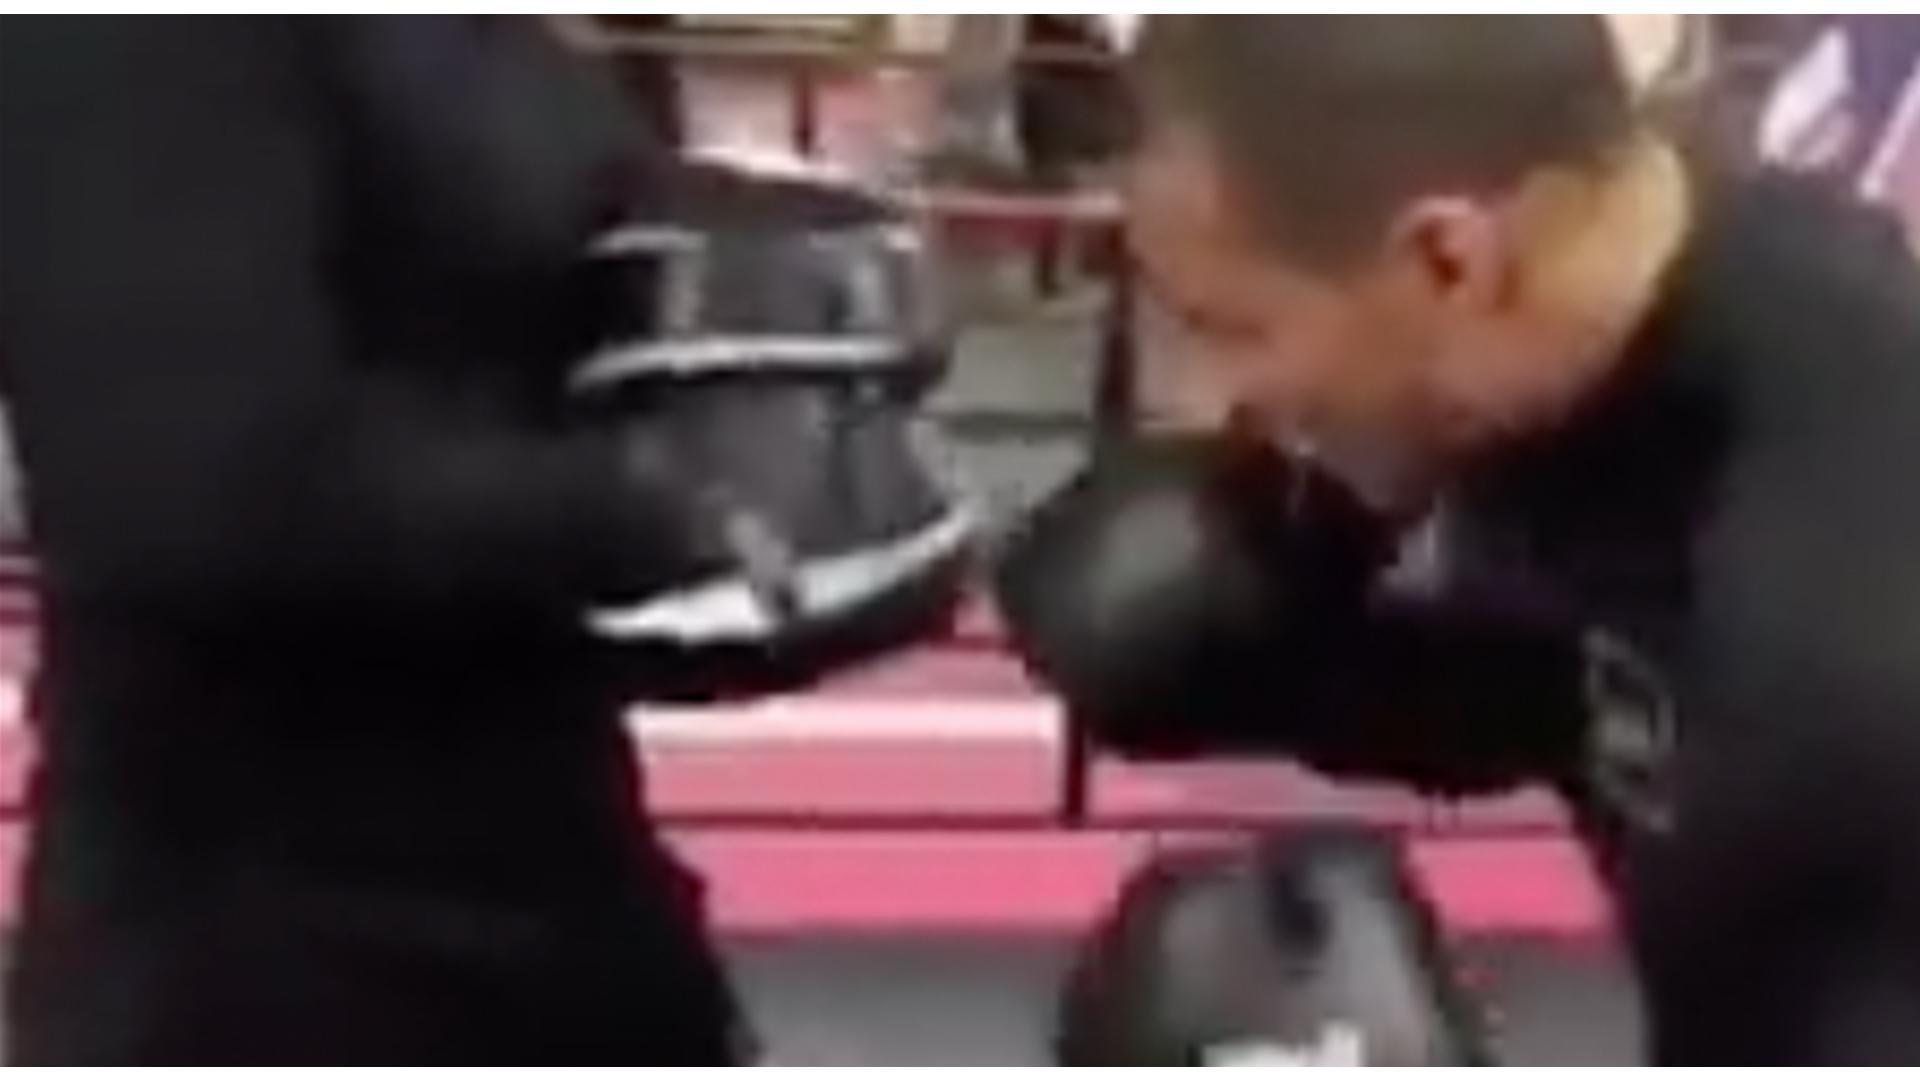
[[1126, 127, 1510, 503]]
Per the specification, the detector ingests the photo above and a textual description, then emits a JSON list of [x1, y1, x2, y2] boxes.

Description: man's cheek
[[1146, 359, 1238, 432], [1194, 349, 1284, 429], [1140, 322, 1244, 431], [1246, 334, 1343, 431]]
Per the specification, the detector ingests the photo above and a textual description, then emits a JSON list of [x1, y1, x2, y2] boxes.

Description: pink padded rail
[[0, 585, 1599, 937]]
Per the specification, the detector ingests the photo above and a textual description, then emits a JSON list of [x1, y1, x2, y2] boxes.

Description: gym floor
[[730, 934, 1640, 1065], [0, 936, 1637, 1064]]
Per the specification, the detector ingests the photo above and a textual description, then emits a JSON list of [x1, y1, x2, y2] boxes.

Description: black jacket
[[0, 17, 734, 1062], [1304, 172, 1920, 1064]]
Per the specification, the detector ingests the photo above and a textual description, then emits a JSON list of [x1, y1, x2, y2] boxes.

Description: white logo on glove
[[1204, 1023, 1366, 1067]]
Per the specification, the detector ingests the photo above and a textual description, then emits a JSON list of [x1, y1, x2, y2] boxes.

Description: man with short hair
[[1004, 14, 1920, 1063]]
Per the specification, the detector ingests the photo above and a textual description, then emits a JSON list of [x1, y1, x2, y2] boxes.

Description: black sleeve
[[1630, 570, 1920, 1062], [1633, 368, 1920, 1061], [1283, 584, 1588, 797], [0, 18, 685, 637], [1211, 460, 1591, 795], [1092, 509, 1590, 796]]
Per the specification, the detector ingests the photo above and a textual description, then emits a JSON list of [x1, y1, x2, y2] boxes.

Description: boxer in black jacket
[[999, 15, 1920, 1063], [0, 17, 964, 1063]]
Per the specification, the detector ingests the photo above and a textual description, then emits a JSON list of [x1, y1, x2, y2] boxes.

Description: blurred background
[[5, 13, 1920, 1063]]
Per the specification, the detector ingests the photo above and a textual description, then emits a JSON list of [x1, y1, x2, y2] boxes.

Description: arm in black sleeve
[[1198, 463, 1589, 795], [994, 436, 1588, 790], [1626, 610, 1920, 1063], [0, 18, 692, 636], [1289, 587, 1589, 796], [1628, 431, 1920, 1063]]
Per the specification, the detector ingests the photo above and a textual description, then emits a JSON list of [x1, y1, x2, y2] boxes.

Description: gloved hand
[[1057, 830, 1494, 1066], [574, 162, 974, 702], [993, 431, 1391, 757]]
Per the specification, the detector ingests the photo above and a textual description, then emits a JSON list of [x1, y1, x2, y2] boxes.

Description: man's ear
[[1383, 197, 1511, 314]]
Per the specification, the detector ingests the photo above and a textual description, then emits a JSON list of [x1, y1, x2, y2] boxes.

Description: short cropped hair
[[1133, 15, 1638, 265]]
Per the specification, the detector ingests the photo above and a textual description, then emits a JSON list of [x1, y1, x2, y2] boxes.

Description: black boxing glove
[[993, 429, 1587, 796], [1057, 830, 1494, 1066], [993, 432, 1391, 758]]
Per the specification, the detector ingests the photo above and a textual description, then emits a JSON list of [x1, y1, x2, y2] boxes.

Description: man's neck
[[1516, 133, 1695, 424]]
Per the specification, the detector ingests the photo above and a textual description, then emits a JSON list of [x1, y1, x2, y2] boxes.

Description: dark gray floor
[[729, 934, 1643, 1065], [0, 932, 1639, 1064]]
